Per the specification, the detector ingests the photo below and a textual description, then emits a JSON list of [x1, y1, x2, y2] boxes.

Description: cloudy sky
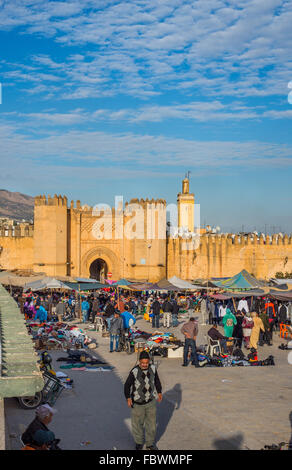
[[0, 0, 292, 232]]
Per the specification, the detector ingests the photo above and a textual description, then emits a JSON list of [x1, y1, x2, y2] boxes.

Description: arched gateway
[[82, 247, 120, 281], [89, 258, 108, 282]]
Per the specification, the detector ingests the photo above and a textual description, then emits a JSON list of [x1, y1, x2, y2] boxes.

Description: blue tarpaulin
[[211, 270, 264, 290]]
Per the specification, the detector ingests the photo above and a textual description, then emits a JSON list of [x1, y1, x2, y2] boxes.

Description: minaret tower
[[177, 172, 195, 232]]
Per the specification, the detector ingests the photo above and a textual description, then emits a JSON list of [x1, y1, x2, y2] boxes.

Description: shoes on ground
[[198, 359, 208, 367], [146, 445, 157, 450], [135, 444, 143, 450], [181, 363, 188, 367]]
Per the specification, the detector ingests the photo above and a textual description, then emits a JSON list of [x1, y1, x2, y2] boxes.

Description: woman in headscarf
[[249, 312, 265, 350], [222, 308, 237, 338], [242, 313, 254, 349], [232, 310, 244, 349], [28, 300, 36, 320]]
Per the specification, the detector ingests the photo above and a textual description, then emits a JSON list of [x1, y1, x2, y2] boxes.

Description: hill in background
[[0, 190, 34, 221]]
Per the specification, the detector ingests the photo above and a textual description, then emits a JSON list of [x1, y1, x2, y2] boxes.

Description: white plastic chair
[[94, 316, 105, 332], [206, 335, 222, 357]]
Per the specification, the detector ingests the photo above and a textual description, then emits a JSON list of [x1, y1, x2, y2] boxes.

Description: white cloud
[[0, 0, 291, 100], [0, 121, 291, 171]]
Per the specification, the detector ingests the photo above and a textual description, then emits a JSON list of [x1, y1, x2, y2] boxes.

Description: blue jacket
[[81, 301, 89, 311], [34, 306, 47, 322], [120, 311, 136, 329]]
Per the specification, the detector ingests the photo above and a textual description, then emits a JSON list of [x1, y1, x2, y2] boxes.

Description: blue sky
[[0, 0, 292, 233]]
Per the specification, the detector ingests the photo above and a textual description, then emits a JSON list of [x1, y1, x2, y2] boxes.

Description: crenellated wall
[[166, 233, 292, 280], [0, 220, 34, 271], [1, 191, 292, 281]]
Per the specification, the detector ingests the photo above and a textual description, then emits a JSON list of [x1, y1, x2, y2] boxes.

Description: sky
[[0, 0, 292, 233]]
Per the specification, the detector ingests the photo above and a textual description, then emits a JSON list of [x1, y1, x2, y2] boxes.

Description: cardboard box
[[167, 347, 183, 358]]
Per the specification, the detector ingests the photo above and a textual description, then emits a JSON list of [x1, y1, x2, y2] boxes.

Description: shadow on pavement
[[55, 347, 135, 450], [5, 347, 134, 450], [213, 433, 244, 450], [156, 383, 182, 444]]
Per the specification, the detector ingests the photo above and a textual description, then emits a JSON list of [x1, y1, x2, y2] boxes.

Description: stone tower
[[33, 194, 68, 276], [177, 175, 195, 232]]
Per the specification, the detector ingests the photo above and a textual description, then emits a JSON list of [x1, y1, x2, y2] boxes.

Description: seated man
[[207, 324, 232, 354], [22, 404, 56, 447]]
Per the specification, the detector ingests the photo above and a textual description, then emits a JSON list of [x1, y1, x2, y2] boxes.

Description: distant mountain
[[0, 190, 34, 221]]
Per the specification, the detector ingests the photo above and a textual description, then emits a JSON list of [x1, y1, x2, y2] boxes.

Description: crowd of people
[[10, 287, 292, 359], [200, 295, 292, 350], [13, 287, 292, 356], [7, 284, 291, 451]]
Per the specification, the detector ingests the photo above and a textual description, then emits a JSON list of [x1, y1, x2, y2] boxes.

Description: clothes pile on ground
[[56, 349, 114, 372], [129, 328, 184, 357], [26, 321, 95, 350], [195, 347, 275, 367], [55, 371, 74, 389]]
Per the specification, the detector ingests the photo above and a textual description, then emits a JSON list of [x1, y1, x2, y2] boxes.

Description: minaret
[[177, 173, 195, 232]]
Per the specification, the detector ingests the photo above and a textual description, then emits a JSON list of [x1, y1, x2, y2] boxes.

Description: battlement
[[35, 194, 68, 207], [199, 233, 292, 246], [127, 198, 166, 206], [169, 232, 292, 246], [0, 223, 34, 238]]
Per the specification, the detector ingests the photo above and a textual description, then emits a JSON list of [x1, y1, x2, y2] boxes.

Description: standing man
[[116, 296, 125, 313], [109, 310, 123, 352], [81, 297, 90, 323], [151, 297, 161, 329], [181, 317, 200, 367], [91, 296, 100, 324], [124, 351, 162, 450], [56, 300, 66, 322], [171, 297, 179, 327], [103, 299, 115, 330], [162, 297, 173, 329]]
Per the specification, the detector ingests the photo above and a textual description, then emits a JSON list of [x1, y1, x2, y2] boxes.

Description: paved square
[[4, 317, 292, 450]]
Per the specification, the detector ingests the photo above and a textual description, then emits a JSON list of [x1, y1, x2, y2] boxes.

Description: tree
[[275, 272, 284, 279]]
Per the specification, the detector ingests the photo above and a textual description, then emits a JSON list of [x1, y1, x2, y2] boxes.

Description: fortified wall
[[0, 187, 291, 281], [32, 194, 167, 281], [166, 233, 292, 280], [0, 223, 34, 271]]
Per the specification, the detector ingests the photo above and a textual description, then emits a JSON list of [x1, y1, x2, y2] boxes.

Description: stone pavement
[[4, 314, 292, 450]]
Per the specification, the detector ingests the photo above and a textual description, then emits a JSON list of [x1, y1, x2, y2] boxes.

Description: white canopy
[[24, 277, 72, 291], [168, 276, 197, 289]]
